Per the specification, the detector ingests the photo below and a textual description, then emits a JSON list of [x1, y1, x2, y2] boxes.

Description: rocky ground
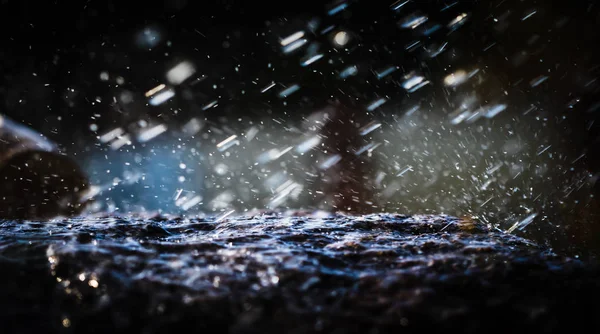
[[1, 213, 599, 333]]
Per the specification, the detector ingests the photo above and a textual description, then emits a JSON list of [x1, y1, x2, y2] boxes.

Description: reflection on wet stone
[[1, 214, 599, 332]]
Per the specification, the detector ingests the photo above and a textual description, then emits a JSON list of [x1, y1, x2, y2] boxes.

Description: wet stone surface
[[1, 213, 599, 333]]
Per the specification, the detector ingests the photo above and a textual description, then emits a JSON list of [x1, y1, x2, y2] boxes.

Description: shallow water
[[1, 213, 599, 333]]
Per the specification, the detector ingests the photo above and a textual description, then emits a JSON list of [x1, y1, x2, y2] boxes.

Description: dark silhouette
[[320, 99, 374, 214]]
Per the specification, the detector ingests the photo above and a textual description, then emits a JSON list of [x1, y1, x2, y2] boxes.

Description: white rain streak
[[537, 145, 552, 156], [402, 73, 429, 92], [99, 127, 124, 143], [296, 136, 321, 154], [530, 76, 549, 87], [448, 13, 468, 30], [521, 10, 537, 21], [390, 0, 409, 11], [278, 84, 300, 98], [178, 195, 203, 211], [166, 61, 196, 85], [261, 82, 276, 93], [399, 14, 429, 29], [485, 104, 507, 118], [376, 66, 398, 79], [327, 2, 348, 16], [301, 53, 324, 67], [320, 25, 335, 35], [450, 103, 507, 124], [507, 213, 538, 233], [267, 180, 303, 209], [215, 210, 236, 222], [359, 121, 382, 136], [426, 41, 448, 58], [367, 98, 387, 111], [257, 146, 294, 164], [282, 39, 308, 53], [217, 135, 240, 152], [450, 110, 472, 125], [355, 142, 381, 155], [443, 70, 468, 87], [486, 162, 503, 175], [202, 100, 218, 110], [145, 84, 166, 97], [397, 165, 414, 177], [138, 124, 167, 143], [173, 188, 184, 201], [109, 134, 131, 150], [405, 40, 421, 51], [280, 31, 305, 46], [148, 89, 175, 106], [319, 154, 342, 170]]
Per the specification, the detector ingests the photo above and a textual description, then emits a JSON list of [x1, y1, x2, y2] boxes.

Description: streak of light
[[320, 25, 335, 34], [507, 213, 537, 233], [145, 84, 166, 97], [355, 142, 380, 155], [215, 210, 235, 222], [530, 76, 548, 87], [109, 134, 131, 150], [174, 188, 183, 201], [397, 165, 413, 177], [180, 195, 203, 211], [216, 135, 240, 152], [278, 84, 300, 98], [280, 31, 305, 46], [138, 124, 167, 142], [268, 180, 302, 209], [441, 2, 458, 11], [257, 146, 294, 164], [537, 145, 552, 156], [367, 98, 387, 111], [282, 39, 307, 53], [261, 82, 276, 93], [423, 24, 441, 36], [99, 127, 124, 143], [390, 0, 409, 11], [521, 10, 537, 21], [359, 121, 382, 136], [202, 100, 218, 110], [319, 154, 342, 170], [301, 54, 324, 66], [399, 14, 428, 29], [296, 136, 321, 154], [402, 73, 428, 92], [485, 104, 507, 118], [443, 70, 468, 87], [572, 153, 586, 164], [148, 89, 175, 106], [480, 197, 494, 208], [376, 66, 398, 79], [448, 13, 468, 29], [328, 2, 348, 15], [426, 42, 448, 58]]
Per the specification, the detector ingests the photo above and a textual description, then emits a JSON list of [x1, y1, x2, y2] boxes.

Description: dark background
[[1, 0, 600, 259]]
